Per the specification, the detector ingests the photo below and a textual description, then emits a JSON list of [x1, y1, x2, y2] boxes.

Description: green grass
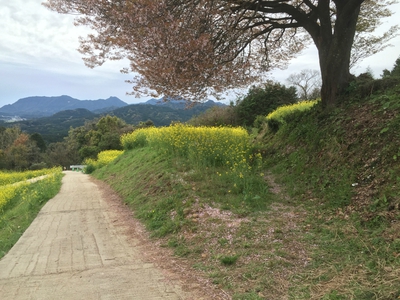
[[94, 147, 302, 298], [0, 173, 63, 258], [95, 147, 276, 234], [261, 83, 400, 299], [93, 79, 400, 299]]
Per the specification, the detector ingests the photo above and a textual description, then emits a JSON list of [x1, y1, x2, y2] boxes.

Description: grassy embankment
[[0, 168, 64, 258], [93, 82, 400, 299]]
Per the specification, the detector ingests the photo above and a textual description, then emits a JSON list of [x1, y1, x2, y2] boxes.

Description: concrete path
[[0, 171, 197, 299]]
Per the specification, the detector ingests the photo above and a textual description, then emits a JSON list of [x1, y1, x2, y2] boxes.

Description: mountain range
[[0, 95, 226, 143], [0, 95, 225, 119], [0, 95, 128, 119]]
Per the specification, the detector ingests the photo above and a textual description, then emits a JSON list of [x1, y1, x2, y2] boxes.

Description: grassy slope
[[94, 83, 400, 299], [259, 82, 400, 299]]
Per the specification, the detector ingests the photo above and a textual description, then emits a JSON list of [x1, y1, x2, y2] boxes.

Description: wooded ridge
[[0, 96, 226, 143]]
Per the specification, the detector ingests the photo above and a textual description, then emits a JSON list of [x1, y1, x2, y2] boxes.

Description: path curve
[[0, 171, 207, 299]]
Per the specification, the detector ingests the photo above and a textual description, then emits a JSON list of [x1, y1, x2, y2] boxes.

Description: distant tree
[[382, 57, 400, 78], [30, 133, 47, 152], [347, 62, 399, 99], [0, 126, 21, 150], [0, 149, 6, 169], [45, 141, 79, 168], [287, 70, 322, 100], [0, 126, 44, 170], [236, 82, 297, 126], [392, 58, 400, 77], [64, 115, 132, 161], [96, 115, 132, 150], [78, 145, 100, 160], [98, 132, 122, 151], [188, 105, 239, 127], [64, 127, 86, 163], [96, 115, 127, 134], [4, 133, 36, 170], [0, 127, 44, 170], [137, 120, 155, 128]]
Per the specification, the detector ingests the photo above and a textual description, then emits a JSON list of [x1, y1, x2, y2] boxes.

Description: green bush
[[84, 163, 96, 174], [266, 99, 320, 132], [235, 82, 297, 126]]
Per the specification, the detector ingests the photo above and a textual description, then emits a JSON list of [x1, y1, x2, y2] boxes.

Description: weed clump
[[220, 255, 239, 266]]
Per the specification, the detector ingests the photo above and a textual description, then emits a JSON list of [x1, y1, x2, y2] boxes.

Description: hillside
[[93, 77, 400, 299], [0, 95, 127, 118], [110, 102, 219, 126], [2, 99, 224, 143], [13, 109, 97, 143], [144, 98, 226, 110]]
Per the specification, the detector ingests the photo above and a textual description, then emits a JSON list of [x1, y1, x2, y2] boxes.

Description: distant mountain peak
[[0, 95, 128, 119]]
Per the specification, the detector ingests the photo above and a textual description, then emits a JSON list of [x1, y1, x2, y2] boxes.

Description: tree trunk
[[316, 2, 362, 108], [319, 47, 353, 108]]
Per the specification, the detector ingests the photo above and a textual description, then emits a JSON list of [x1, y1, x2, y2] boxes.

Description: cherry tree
[[44, 0, 398, 107]]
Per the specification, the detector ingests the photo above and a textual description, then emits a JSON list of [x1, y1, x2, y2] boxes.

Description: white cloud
[[0, 1, 78, 62], [0, 0, 148, 106]]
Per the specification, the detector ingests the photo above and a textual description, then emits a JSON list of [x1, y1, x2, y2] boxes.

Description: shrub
[[83, 150, 124, 173], [84, 163, 96, 174], [97, 150, 124, 167], [122, 123, 252, 167], [235, 82, 297, 126], [266, 99, 320, 132]]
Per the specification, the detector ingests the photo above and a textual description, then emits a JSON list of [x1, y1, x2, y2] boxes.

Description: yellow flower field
[[122, 123, 252, 167], [0, 167, 62, 212], [0, 167, 62, 186], [121, 124, 263, 190]]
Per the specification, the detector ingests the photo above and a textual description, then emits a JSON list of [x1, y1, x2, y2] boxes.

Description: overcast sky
[[1, 0, 399, 108]]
